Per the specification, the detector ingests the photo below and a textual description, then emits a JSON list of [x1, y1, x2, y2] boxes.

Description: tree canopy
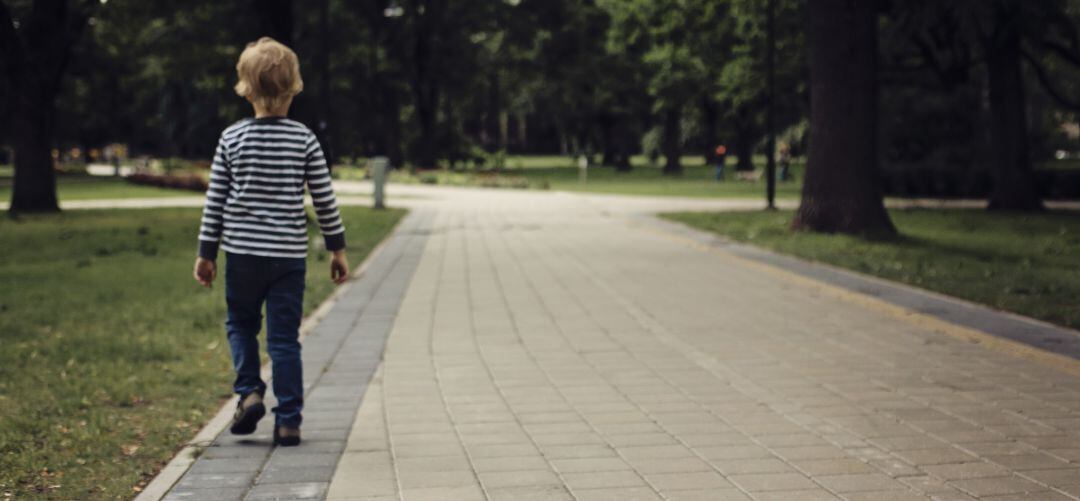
[[4, 0, 1080, 218]]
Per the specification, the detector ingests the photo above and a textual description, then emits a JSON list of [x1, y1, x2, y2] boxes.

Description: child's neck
[[253, 103, 290, 119]]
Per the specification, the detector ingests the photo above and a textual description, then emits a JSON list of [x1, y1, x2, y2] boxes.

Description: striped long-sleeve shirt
[[197, 117, 345, 260]]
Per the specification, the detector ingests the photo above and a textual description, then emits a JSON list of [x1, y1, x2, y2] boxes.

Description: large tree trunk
[[793, 0, 895, 236], [10, 91, 59, 213], [613, 117, 633, 173], [702, 97, 718, 165], [315, 0, 334, 168], [515, 112, 528, 151], [984, 5, 1043, 211], [1, 1, 93, 214], [600, 114, 616, 166], [732, 125, 756, 172], [409, 1, 440, 170], [662, 108, 682, 175]]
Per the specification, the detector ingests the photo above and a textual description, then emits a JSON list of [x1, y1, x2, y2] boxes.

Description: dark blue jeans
[[225, 252, 306, 427]]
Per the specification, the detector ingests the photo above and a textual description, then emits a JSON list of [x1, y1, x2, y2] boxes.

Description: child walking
[[193, 37, 349, 447]]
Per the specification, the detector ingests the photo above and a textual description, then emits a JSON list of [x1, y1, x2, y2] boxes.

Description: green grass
[[514, 161, 802, 199], [0, 206, 405, 499], [663, 210, 1080, 329], [0, 177, 197, 202], [335, 154, 804, 199], [1041, 158, 1080, 171]]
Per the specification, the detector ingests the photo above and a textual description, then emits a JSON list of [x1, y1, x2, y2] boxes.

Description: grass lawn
[[514, 162, 802, 199], [336, 154, 805, 199], [0, 177, 197, 202], [0, 206, 405, 499], [663, 210, 1080, 329]]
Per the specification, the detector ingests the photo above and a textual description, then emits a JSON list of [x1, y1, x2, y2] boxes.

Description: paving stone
[[623, 456, 712, 474], [694, 445, 774, 460], [812, 473, 906, 493], [399, 485, 485, 501], [478, 470, 562, 489], [162, 487, 248, 501], [187, 458, 265, 474], [949, 476, 1046, 497], [980, 492, 1075, 501], [486, 485, 574, 501], [570, 486, 662, 501], [661, 489, 752, 501], [791, 458, 876, 476], [173, 472, 255, 489], [397, 468, 477, 489], [986, 453, 1074, 471], [728, 472, 818, 492], [643, 471, 732, 491], [922, 462, 1012, 480], [749, 490, 839, 501], [840, 491, 929, 501], [710, 458, 795, 475], [245, 481, 328, 500], [895, 447, 978, 466], [257, 465, 335, 484], [561, 470, 647, 490]]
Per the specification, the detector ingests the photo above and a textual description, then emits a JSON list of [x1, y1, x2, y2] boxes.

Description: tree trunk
[[1, 0, 93, 214], [382, 86, 404, 168], [793, 0, 895, 236], [613, 117, 633, 173], [409, 2, 440, 170], [10, 92, 59, 213], [315, 0, 334, 168], [516, 112, 528, 151], [985, 5, 1043, 211], [600, 114, 616, 166], [733, 129, 756, 172], [702, 97, 718, 165], [662, 108, 682, 175]]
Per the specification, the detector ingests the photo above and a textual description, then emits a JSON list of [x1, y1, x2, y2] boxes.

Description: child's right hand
[[193, 257, 216, 288]]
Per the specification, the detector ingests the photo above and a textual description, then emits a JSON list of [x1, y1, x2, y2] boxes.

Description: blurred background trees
[[4, 0, 1080, 217]]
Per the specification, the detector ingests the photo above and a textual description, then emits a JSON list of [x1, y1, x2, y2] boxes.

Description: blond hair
[[234, 37, 303, 111]]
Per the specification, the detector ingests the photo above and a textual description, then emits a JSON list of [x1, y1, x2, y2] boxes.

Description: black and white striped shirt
[[197, 117, 345, 260]]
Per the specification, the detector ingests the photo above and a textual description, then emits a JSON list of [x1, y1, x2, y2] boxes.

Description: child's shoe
[[273, 425, 301, 447], [229, 392, 266, 435]]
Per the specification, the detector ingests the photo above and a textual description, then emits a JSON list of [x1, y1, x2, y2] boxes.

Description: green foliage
[[0, 206, 405, 499], [600, 0, 725, 113]]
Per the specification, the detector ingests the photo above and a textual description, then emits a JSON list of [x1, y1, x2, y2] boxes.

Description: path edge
[[645, 214, 1080, 375], [134, 210, 410, 501]]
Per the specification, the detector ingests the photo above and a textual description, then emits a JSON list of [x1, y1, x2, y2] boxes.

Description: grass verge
[[662, 209, 1080, 329], [0, 177, 196, 202], [0, 206, 405, 499], [333, 154, 804, 200]]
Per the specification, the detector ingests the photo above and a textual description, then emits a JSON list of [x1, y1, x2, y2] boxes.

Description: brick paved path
[[155, 187, 1080, 500], [324, 192, 1080, 501]]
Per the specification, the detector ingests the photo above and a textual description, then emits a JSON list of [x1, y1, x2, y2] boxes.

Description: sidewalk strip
[[137, 209, 432, 501]]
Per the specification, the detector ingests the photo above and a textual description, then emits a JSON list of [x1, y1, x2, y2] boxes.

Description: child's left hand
[[330, 250, 349, 284], [193, 257, 216, 288]]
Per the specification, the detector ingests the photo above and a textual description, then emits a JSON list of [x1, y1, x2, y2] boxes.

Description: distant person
[[193, 37, 350, 447], [714, 144, 728, 181], [778, 142, 792, 181]]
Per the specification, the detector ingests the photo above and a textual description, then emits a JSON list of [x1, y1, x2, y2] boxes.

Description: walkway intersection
[[163, 187, 1080, 500]]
